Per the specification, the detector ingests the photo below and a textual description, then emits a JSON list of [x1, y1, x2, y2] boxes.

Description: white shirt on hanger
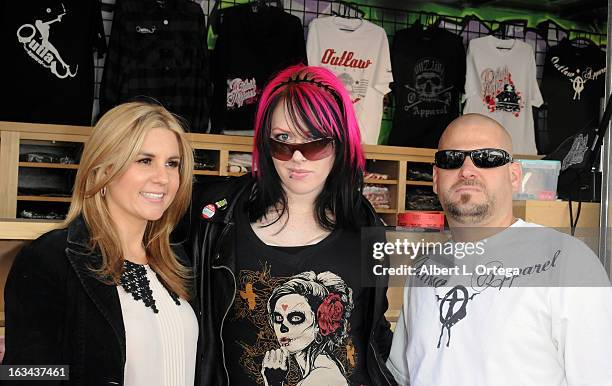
[[306, 16, 393, 145], [463, 36, 543, 155]]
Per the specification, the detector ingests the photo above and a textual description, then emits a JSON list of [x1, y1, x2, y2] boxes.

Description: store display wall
[[91, 0, 606, 146]]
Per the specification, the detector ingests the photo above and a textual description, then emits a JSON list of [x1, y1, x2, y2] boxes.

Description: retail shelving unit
[[0, 121, 442, 226]]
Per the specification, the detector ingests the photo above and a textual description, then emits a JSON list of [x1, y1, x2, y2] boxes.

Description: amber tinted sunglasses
[[269, 137, 334, 161]]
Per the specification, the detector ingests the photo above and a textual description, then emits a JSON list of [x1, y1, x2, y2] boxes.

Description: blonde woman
[[4, 102, 198, 386]]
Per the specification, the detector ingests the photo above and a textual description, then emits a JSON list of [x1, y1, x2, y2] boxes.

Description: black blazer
[[3, 216, 197, 386]]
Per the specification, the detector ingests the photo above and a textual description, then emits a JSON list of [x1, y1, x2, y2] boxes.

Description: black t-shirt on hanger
[[539, 38, 606, 154], [221, 194, 373, 386], [210, 5, 306, 133], [388, 25, 465, 148], [0, 0, 106, 125]]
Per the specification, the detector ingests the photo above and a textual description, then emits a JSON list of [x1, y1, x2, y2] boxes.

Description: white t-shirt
[[386, 220, 612, 386], [463, 36, 544, 155], [306, 16, 393, 145], [117, 265, 198, 386]]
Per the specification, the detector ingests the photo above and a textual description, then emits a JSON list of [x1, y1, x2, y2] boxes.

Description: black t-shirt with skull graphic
[[539, 38, 606, 154], [388, 25, 465, 148], [221, 195, 375, 386]]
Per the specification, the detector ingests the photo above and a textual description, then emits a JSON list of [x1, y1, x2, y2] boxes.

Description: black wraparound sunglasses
[[434, 148, 513, 169], [269, 137, 334, 161]]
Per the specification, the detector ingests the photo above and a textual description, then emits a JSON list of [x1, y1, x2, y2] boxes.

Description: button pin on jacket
[[201, 203, 216, 219], [215, 198, 228, 211]]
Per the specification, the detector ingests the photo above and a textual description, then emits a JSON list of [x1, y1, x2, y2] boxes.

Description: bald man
[[386, 114, 612, 386], [434, 113, 520, 231]]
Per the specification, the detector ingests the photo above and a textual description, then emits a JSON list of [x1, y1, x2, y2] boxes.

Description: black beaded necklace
[[120, 260, 181, 313]]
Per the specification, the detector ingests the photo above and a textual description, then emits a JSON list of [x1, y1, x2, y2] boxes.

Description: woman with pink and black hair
[[186, 64, 396, 386], [249, 64, 365, 230]]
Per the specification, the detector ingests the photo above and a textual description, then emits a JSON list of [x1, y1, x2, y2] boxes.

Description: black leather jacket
[[5, 217, 197, 385], [181, 175, 398, 386]]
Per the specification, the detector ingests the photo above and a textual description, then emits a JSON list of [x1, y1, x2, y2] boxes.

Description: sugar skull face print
[[261, 271, 354, 386], [272, 293, 317, 354]]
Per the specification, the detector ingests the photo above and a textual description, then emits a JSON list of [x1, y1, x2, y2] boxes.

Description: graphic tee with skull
[[220, 196, 376, 386], [388, 25, 466, 148]]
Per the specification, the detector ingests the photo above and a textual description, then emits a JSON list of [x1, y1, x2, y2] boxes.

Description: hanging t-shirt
[[100, 0, 209, 132], [0, 0, 106, 125], [210, 5, 306, 134], [222, 196, 374, 386], [386, 220, 612, 386], [388, 25, 465, 148], [463, 36, 543, 155], [306, 16, 393, 145], [539, 38, 605, 154]]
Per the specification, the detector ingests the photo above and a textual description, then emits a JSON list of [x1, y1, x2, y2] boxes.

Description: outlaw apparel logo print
[[16, 4, 78, 79], [549, 56, 605, 101], [227, 78, 258, 109], [404, 58, 453, 118], [319, 48, 373, 105], [436, 285, 478, 348], [481, 66, 524, 116]]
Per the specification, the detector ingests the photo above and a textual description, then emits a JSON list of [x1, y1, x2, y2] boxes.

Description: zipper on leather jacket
[[370, 331, 393, 385], [210, 223, 237, 385], [212, 261, 236, 385]]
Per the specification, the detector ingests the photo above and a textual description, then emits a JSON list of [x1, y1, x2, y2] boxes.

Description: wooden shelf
[[228, 171, 248, 177], [375, 208, 397, 214], [193, 170, 220, 176], [364, 179, 398, 185], [406, 180, 433, 186], [19, 162, 79, 169], [17, 196, 71, 202]]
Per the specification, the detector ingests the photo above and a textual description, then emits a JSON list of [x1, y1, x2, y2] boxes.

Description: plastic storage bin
[[513, 160, 561, 201]]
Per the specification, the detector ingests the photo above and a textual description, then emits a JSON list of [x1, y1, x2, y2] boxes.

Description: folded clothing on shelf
[[22, 152, 77, 164], [20, 210, 66, 220], [20, 143, 81, 164], [228, 153, 252, 173], [363, 184, 391, 209], [407, 163, 433, 181], [405, 187, 442, 211], [364, 171, 389, 180], [18, 169, 73, 196], [194, 152, 217, 170]]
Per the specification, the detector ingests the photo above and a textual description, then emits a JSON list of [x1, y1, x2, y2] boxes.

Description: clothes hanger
[[250, 0, 284, 13], [331, 1, 364, 31], [569, 36, 597, 48], [492, 24, 518, 50], [331, 1, 364, 20]]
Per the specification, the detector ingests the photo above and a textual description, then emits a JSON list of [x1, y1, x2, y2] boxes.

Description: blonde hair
[[64, 102, 194, 300]]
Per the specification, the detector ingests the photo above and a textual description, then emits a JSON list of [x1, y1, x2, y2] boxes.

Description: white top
[[117, 265, 198, 386], [463, 36, 543, 155], [387, 219, 612, 386], [306, 16, 393, 145]]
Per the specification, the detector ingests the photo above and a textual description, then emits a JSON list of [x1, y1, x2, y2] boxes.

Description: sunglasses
[[434, 148, 513, 169], [269, 137, 334, 161]]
